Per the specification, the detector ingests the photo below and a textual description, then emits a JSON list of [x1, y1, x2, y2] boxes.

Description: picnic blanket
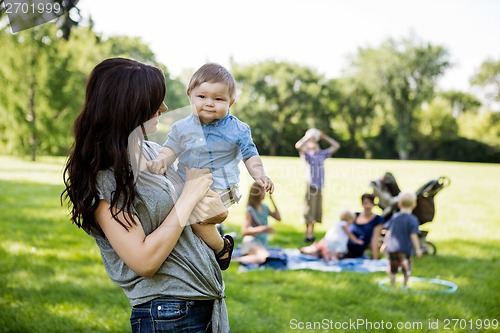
[[235, 247, 388, 272]]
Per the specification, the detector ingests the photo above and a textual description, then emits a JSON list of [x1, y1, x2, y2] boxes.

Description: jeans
[[131, 298, 214, 333]]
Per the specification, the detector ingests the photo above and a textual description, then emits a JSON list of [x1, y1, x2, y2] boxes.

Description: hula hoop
[[378, 276, 458, 294]]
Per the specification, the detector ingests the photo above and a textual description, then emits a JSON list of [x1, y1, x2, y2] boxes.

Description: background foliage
[[0, 7, 499, 162]]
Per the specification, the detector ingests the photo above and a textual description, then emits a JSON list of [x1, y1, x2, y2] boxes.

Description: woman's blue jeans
[[131, 298, 214, 333]]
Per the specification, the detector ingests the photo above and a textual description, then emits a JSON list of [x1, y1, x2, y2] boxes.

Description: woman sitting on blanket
[[345, 193, 385, 259], [235, 182, 281, 265], [300, 210, 363, 262]]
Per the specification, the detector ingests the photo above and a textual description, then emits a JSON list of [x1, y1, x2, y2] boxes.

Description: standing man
[[295, 128, 340, 243]]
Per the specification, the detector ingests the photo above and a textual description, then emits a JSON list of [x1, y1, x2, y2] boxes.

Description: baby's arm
[[410, 233, 423, 257], [244, 155, 274, 194], [147, 147, 177, 174], [342, 224, 364, 245]]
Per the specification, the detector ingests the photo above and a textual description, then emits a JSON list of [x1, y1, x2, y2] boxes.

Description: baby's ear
[[229, 98, 235, 107]]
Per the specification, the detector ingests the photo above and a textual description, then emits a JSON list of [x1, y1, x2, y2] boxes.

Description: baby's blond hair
[[340, 210, 355, 222], [398, 191, 417, 209]]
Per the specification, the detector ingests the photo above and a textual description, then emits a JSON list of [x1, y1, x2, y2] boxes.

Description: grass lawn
[[0, 155, 499, 333]]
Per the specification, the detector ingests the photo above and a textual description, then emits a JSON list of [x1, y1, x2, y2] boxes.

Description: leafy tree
[[457, 110, 500, 149], [330, 77, 378, 158], [104, 35, 187, 110], [231, 60, 329, 156], [0, 24, 108, 158], [470, 57, 500, 110], [412, 98, 458, 159], [347, 35, 451, 159], [0, 0, 82, 38], [439, 90, 481, 117]]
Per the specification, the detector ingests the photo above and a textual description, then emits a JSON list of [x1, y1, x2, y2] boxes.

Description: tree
[[0, 24, 108, 158], [0, 0, 83, 159], [330, 77, 378, 158], [457, 110, 500, 149], [347, 35, 451, 159], [0, 0, 82, 38], [470, 57, 500, 111], [231, 60, 329, 156], [439, 90, 481, 117], [104, 35, 187, 110]]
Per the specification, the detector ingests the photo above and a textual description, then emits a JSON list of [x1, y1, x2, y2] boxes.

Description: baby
[[147, 63, 274, 269]]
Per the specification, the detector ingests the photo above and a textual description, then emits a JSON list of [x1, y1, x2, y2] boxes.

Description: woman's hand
[[181, 167, 213, 204], [189, 190, 228, 225]]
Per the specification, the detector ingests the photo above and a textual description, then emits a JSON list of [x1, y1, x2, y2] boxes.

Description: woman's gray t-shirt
[[92, 141, 228, 332]]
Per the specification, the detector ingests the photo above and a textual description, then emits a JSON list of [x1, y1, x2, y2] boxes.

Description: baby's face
[[189, 82, 234, 124]]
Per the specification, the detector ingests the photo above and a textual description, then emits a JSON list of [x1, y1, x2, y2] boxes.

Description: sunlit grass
[[1, 156, 499, 332]]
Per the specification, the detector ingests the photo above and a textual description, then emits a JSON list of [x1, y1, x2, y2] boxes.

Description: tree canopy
[[0, 17, 498, 162]]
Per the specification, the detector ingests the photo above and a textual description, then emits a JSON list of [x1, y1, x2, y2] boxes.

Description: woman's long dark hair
[[61, 58, 166, 234]]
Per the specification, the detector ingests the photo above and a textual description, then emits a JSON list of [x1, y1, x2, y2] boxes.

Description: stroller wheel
[[422, 241, 437, 256]]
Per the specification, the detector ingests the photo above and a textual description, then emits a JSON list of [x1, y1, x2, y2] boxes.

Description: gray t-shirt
[[92, 141, 229, 332]]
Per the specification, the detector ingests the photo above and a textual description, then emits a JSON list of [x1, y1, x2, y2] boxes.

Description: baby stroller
[[370, 172, 451, 255]]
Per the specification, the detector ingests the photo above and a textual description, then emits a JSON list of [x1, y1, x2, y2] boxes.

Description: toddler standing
[[381, 191, 423, 287]]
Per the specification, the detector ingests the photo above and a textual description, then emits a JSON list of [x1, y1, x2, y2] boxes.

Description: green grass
[[1, 155, 499, 332]]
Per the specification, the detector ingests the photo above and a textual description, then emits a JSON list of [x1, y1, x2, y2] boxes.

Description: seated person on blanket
[[346, 193, 385, 259], [300, 210, 363, 262], [235, 182, 281, 265]]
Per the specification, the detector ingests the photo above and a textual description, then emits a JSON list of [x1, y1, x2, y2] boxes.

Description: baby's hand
[[257, 175, 274, 194], [147, 159, 166, 174]]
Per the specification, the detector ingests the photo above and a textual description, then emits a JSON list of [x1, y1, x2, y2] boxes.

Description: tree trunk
[[29, 74, 37, 161]]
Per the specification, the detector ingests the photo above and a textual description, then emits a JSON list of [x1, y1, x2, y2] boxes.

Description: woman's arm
[[342, 224, 363, 244], [241, 211, 273, 236], [370, 224, 384, 259], [268, 196, 281, 221], [95, 168, 213, 277]]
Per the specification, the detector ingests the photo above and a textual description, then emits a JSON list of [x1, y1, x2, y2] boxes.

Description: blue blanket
[[235, 247, 388, 273]]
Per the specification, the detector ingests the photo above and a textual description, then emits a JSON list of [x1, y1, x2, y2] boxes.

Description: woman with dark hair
[[62, 58, 230, 332], [346, 193, 385, 259]]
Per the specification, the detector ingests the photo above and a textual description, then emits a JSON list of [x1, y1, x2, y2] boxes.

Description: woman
[[235, 182, 281, 265], [346, 193, 385, 259], [62, 58, 230, 332]]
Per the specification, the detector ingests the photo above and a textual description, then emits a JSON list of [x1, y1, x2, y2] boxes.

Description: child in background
[[147, 63, 274, 270], [300, 210, 363, 262], [295, 129, 340, 243], [381, 191, 423, 287]]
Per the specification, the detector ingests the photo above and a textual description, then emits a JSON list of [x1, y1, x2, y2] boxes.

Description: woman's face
[[362, 198, 374, 211], [143, 102, 168, 134]]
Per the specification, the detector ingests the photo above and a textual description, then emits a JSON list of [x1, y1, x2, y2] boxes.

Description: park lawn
[[0, 155, 499, 333]]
